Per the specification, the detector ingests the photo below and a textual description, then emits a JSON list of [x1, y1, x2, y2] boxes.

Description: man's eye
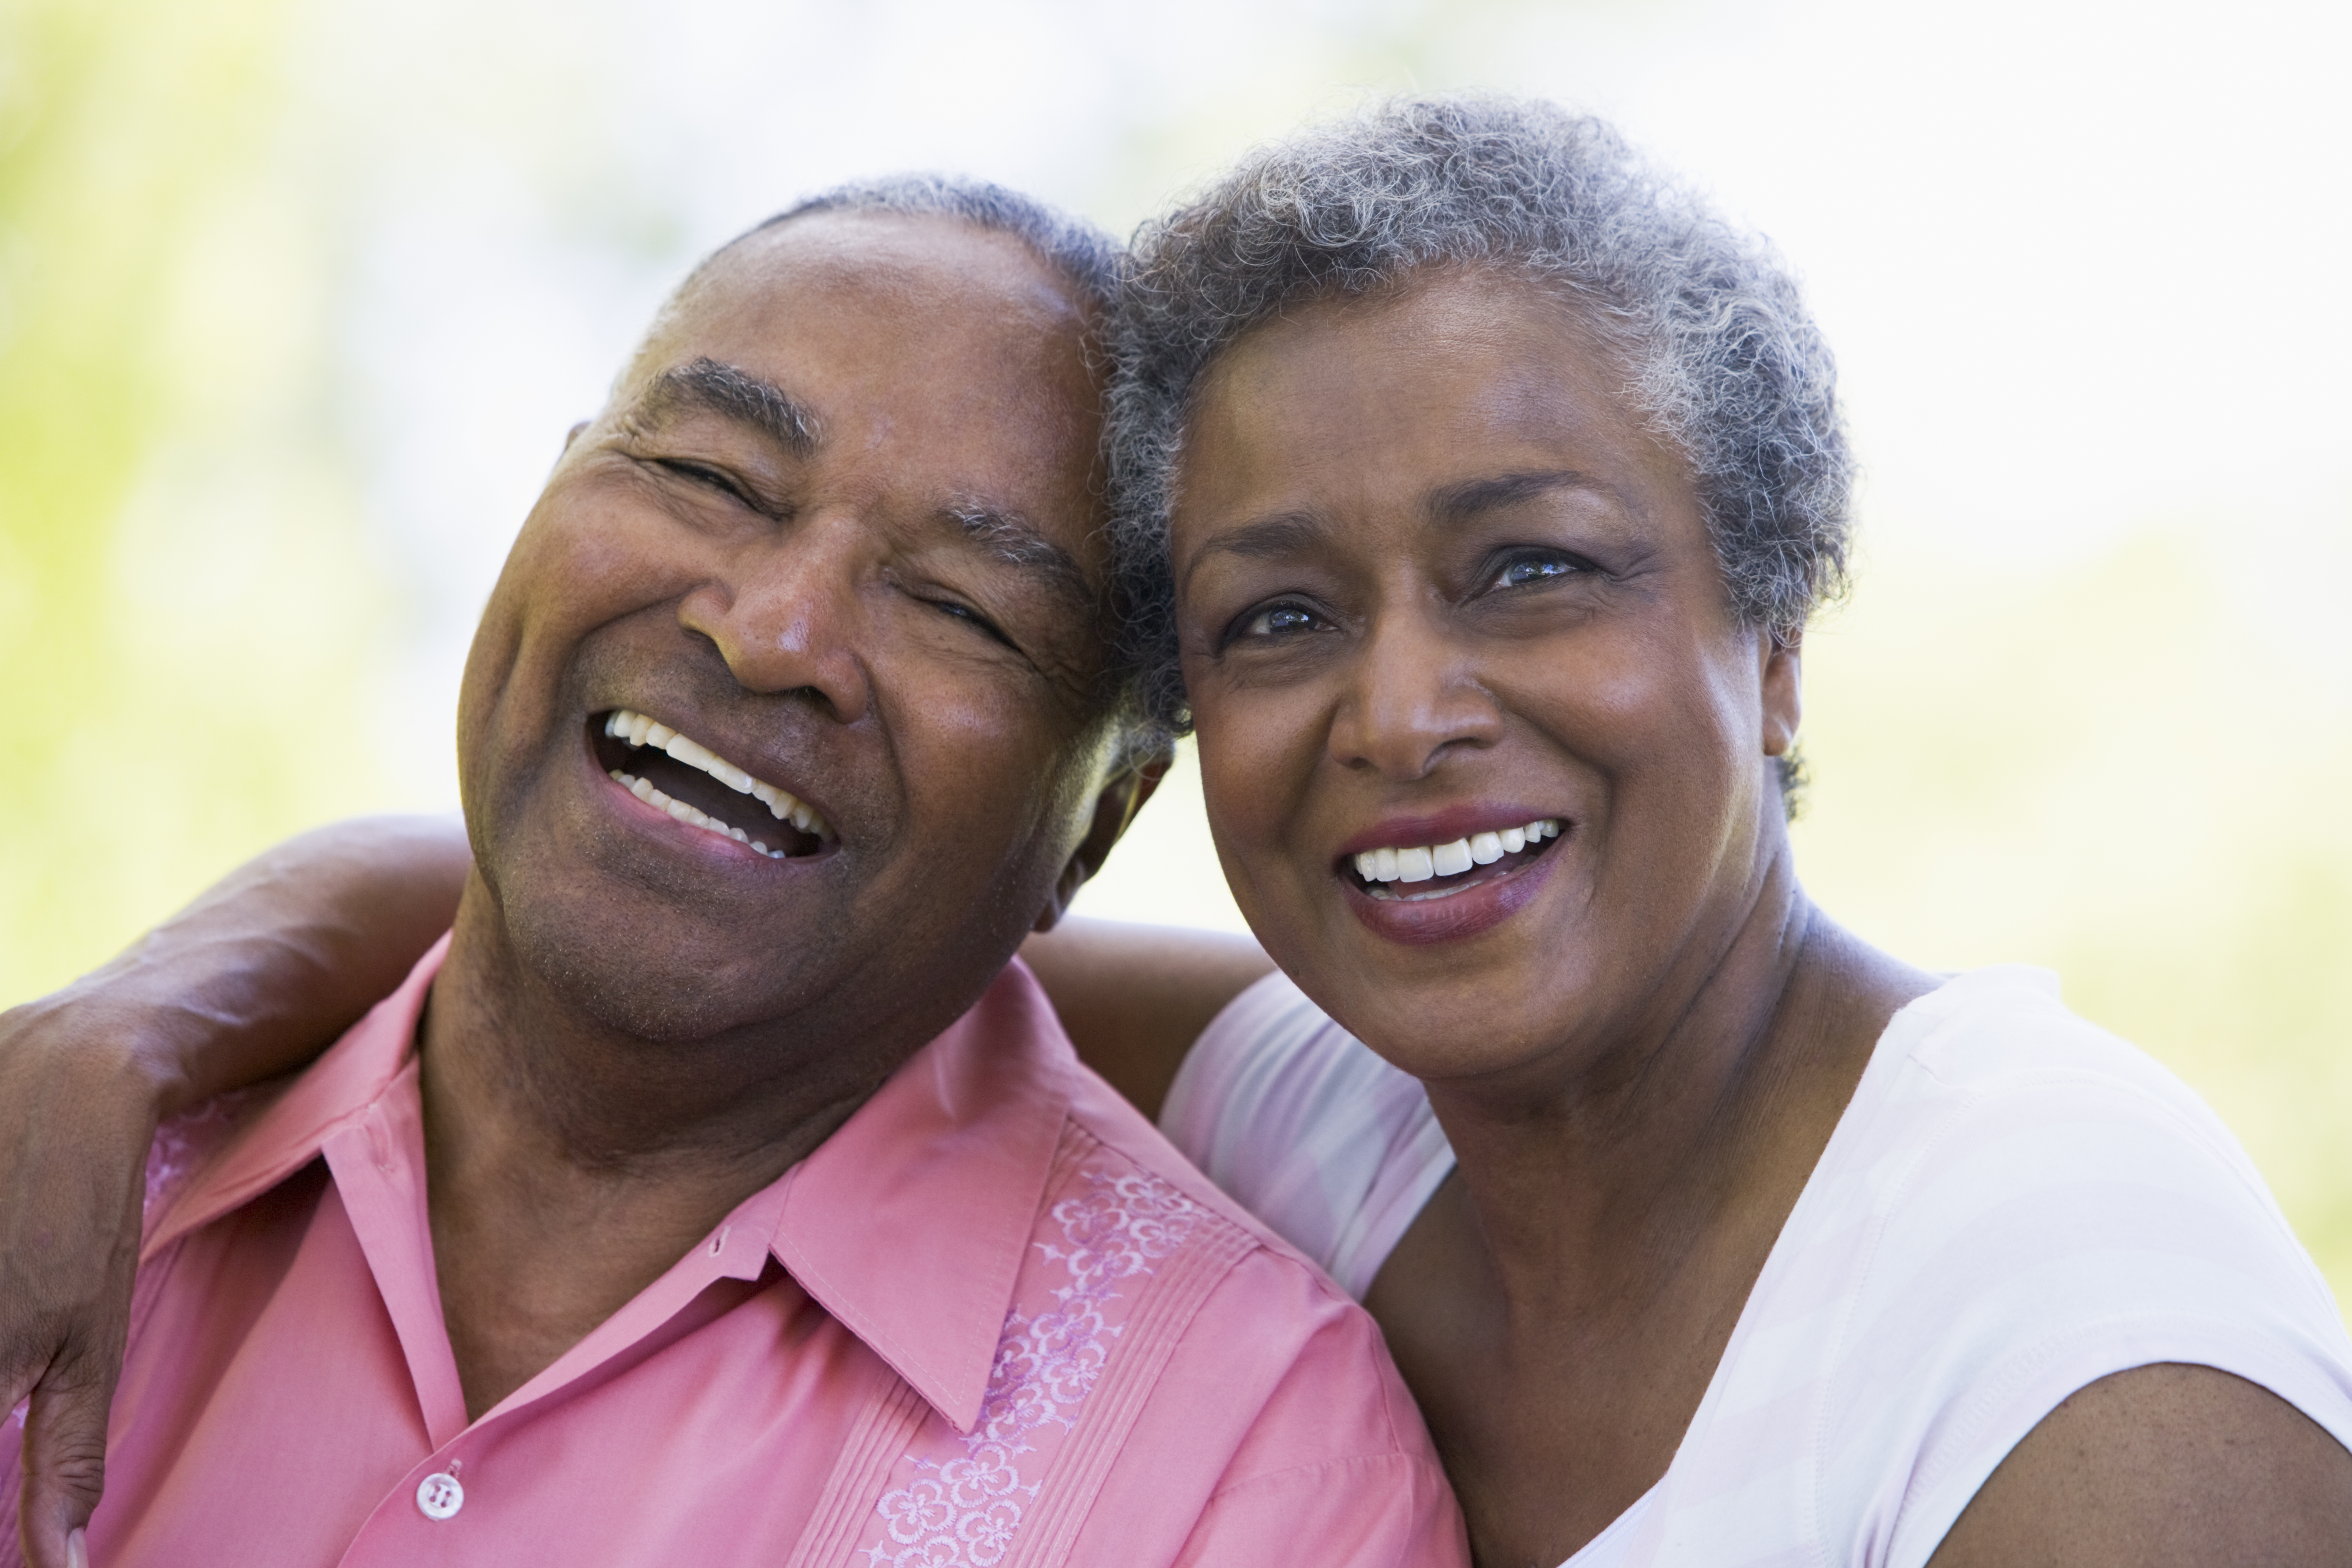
[[931, 598, 1015, 648], [1239, 602, 1324, 639], [657, 459, 752, 504]]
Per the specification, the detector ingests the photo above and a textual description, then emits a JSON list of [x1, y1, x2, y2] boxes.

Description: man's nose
[[675, 514, 874, 723], [1325, 606, 1503, 779]]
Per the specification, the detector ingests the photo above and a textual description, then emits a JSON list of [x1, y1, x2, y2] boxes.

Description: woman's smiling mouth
[[1334, 815, 1569, 942], [1350, 819, 1562, 899]]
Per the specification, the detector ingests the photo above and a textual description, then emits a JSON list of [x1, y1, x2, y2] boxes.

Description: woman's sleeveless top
[[1160, 965, 2352, 1568]]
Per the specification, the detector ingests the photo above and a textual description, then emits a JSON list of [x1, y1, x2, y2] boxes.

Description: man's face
[[454, 210, 1126, 1052]]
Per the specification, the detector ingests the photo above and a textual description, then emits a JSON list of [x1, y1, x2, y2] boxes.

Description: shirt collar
[[144, 931, 452, 1256], [759, 957, 1071, 1432], [146, 932, 1075, 1436]]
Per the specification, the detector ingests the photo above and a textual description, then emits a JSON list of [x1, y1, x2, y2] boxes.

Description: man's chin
[[491, 887, 820, 1045]]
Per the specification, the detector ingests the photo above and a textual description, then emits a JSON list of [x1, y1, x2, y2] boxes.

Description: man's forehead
[[683, 210, 1090, 344], [619, 212, 1106, 550], [631, 218, 1093, 443]]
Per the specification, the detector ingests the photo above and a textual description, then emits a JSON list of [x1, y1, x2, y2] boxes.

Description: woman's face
[[1171, 267, 1801, 1087]]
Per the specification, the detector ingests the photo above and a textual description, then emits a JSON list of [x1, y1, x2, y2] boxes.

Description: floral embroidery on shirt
[[143, 1091, 254, 1223], [862, 1167, 1205, 1568]]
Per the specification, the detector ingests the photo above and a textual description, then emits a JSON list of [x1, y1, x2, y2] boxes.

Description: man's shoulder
[[1037, 1056, 1429, 1438], [1020, 1066, 1461, 1562], [1054, 1050, 1348, 1293]]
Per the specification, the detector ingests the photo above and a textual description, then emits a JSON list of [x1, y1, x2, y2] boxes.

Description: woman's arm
[[1018, 916, 1273, 1121], [0, 814, 468, 1568], [1927, 1362, 2352, 1566]]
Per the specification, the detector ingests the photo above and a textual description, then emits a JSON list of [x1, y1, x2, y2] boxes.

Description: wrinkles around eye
[[655, 457, 765, 511]]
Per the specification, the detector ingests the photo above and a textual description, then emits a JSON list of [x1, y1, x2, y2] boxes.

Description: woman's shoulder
[[1847, 965, 2305, 1244], [1813, 964, 2345, 1365], [1158, 971, 1454, 1299], [1722, 964, 2352, 1568], [1884, 964, 2234, 1120]]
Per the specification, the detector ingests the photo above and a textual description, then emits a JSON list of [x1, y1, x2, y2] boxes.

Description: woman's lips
[[1337, 823, 1566, 945], [1347, 818, 1562, 888]]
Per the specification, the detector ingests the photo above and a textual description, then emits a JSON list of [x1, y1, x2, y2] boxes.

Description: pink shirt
[[0, 939, 1462, 1568]]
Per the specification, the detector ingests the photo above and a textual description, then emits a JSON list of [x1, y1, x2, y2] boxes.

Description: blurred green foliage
[[1797, 526, 2352, 1293], [0, 0, 389, 1004]]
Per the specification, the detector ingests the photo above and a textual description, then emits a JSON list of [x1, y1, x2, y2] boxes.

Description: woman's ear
[[1760, 629, 1804, 759], [1033, 754, 1171, 933]]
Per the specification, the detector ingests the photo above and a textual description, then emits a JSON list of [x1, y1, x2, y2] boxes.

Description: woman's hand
[[1, 815, 469, 1567], [0, 984, 176, 1568]]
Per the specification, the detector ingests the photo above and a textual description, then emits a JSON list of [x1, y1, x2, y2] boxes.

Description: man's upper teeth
[[602, 709, 832, 841], [1354, 820, 1559, 885]]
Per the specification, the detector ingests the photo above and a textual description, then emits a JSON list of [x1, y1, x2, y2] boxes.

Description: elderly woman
[[7, 97, 2352, 1567]]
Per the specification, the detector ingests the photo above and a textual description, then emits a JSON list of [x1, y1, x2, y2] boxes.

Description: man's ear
[[1033, 755, 1170, 933], [1760, 627, 1804, 758]]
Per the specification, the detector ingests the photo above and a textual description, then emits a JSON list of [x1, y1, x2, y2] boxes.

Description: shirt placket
[[321, 1096, 778, 1560]]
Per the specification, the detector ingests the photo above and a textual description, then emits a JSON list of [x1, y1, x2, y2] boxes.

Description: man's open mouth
[[1345, 819, 1562, 902], [591, 708, 833, 859]]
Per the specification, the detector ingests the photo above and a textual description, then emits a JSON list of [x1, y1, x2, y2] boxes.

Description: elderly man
[[0, 181, 1460, 1568]]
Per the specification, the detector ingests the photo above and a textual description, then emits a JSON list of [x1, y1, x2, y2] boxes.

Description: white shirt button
[[416, 1471, 466, 1520]]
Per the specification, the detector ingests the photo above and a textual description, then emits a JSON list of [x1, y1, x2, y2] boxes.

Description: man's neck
[[414, 887, 919, 1419]]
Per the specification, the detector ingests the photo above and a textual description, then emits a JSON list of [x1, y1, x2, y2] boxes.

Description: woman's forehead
[[1176, 269, 1681, 522]]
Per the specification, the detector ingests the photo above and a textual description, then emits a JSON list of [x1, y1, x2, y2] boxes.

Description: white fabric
[[1160, 963, 2352, 1568], [1160, 969, 1456, 1300]]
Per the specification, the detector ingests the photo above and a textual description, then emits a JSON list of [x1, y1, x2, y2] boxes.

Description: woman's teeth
[[1354, 820, 1560, 888], [602, 708, 832, 855]]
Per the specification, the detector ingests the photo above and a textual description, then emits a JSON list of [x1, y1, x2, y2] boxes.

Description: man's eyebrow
[[945, 503, 1098, 616], [1426, 469, 1613, 524], [639, 356, 818, 457]]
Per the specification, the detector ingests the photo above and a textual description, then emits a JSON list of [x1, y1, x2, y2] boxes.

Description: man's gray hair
[[729, 172, 1125, 314], [1106, 95, 1854, 760]]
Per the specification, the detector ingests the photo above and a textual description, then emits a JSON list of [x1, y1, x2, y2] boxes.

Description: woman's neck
[[1371, 848, 1938, 1566], [1424, 843, 1915, 1306]]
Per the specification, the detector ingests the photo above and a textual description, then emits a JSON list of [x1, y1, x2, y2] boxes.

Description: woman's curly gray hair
[[1106, 95, 1854, 769]]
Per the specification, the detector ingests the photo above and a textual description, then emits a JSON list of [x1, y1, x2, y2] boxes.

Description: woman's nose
[[676, 515, 874, 724], [1325, 609, 1503, 779]]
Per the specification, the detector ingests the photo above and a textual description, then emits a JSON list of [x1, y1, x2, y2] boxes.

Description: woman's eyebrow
[[1426, 469, 1611, 524], [1178, 512, 1327, 594]]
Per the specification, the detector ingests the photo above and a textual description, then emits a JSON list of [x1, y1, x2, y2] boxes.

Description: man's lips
[[590, 708, 833, 859]]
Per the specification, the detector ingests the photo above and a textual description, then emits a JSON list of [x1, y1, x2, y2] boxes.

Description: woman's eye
[[1238, 602, 1324, 639], [1490, 554, 1581, 590]]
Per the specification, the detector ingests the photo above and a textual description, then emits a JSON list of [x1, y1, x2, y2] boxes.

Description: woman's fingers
[[17, 1340, 124, 1568], [6, 1219, 139, 1568], [0, 998, 160, 1567]]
